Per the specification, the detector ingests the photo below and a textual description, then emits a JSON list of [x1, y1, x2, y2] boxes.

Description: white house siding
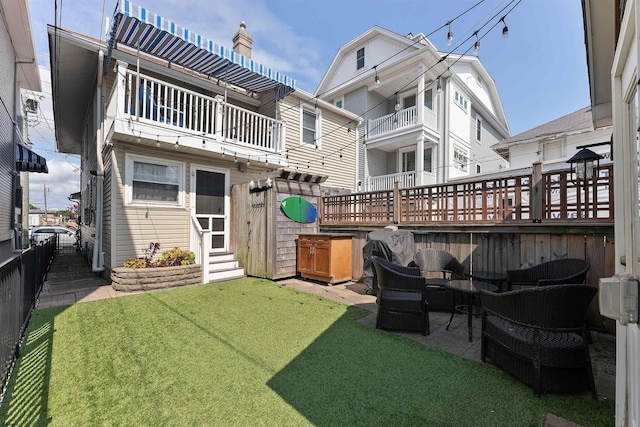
[[471, 110, 507, 174], [344, 88, 367, 184], [449, 85, 472, 145], [0, 14, 16, 258], [325, 35, 416, 92], [279, 95, 357, 191], [451, 63, 495, 116]]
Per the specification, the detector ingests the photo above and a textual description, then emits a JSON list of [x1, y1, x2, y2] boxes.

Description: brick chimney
[[232, 21, 253, 59]]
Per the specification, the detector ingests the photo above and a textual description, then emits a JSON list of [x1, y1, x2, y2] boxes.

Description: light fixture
[[395, 92, 400, 111], [234, 153, 238, 163], [436, 77, 442, 93], [257, 179, 262, 189], [221, 147, 225, 157], [265, 177, 272, 188], [137, 132, 142, 143], [473, 31, 480, 55], [374, 65, 381, 88], [175, 137, 179, 149], [446, 22, 453, 46], [501, 17, 508, 40], [249, 180, 255, 190], [156, 135, 160, 147], [247, 157, 251, 166], [202, 137, 206, 148], [566, 148, 603, 187]]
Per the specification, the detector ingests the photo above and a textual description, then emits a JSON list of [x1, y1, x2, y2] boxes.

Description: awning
[[15, 144, 48, 173], [105, 0, 295, 96]]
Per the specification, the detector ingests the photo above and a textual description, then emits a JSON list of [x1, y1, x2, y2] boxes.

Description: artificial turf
[[0, 278, 614, 426]]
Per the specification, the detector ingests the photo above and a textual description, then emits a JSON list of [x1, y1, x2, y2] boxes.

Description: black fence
[[0, 236, 55, 402]]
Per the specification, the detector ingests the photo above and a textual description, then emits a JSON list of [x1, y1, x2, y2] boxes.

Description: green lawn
[[0, 278, 613, 426]]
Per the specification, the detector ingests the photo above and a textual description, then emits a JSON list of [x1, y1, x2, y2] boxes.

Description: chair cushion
[[377, 289, 423, 312], [484, 316, 589, 367]]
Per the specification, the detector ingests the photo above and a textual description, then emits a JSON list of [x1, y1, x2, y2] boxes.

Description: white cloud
[[28, 158, 80, 212]]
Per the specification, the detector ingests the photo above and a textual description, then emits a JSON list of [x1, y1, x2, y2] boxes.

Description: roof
[[1, 0, 41, 91], [492, 106, 594, 151]]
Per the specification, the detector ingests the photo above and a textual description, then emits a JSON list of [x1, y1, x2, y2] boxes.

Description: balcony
[[367, 106, 437, 140], [106, 67, 285, 159]]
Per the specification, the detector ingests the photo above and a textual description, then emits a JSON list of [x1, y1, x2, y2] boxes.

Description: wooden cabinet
[[297, 234, 353, 284]]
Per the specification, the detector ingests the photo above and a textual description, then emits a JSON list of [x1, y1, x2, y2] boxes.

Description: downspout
[[92, 50, 105, 272]]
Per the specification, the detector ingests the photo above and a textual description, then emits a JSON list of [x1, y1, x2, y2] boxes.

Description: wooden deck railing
[[321, 164, 614, 225]]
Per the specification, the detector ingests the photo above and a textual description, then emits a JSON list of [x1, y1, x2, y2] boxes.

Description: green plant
[[122, 258, 147, 268], [123, 242, 161, 268], [156, 247, 196, 267]]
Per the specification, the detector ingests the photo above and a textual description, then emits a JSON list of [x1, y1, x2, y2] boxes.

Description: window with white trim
[[424, 88, 433, 110], [300, 105, 322, 148], [424, 147, 433, 173], [454, 90, 468, 110], [125, 154, 184, 207], [334, 98, 343, 108], [453, 146, 468, 171], [476, 116, 482, 142], [356, 47, 365, 70]]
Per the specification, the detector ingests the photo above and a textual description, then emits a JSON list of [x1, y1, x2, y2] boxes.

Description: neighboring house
[[492, 106, 612, 172], [583, 1, 640, 425], [315, 26, 510, 192], [48, 1, 359, 281], [0, 0, 46, 261]]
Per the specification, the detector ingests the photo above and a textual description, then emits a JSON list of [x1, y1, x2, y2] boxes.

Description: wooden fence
[[321, 164, 613, 226]]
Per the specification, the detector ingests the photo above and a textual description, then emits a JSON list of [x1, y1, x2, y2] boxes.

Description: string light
[[234, 153, 237, 163], [156, 134, 160, 147], [501, 17, 508, 40], [247, 156, 251, 166], [202, 137, 206, 147], [473, 31, 480, 55], [265, 177, 272, 187], [374, 65, 381, 88], [175, 136, 179, 149], [446, 22, 453, 46], [137, 131, 142, 143], [221, 147, 225, 157], [436, 77, 442, 93]]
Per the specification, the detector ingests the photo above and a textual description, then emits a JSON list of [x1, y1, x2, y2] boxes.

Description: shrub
[[123, 257, 147, 268], [156, 247, 196, 267]]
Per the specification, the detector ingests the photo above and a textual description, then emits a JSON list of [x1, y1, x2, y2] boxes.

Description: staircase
[[206, 252, 245, 283]]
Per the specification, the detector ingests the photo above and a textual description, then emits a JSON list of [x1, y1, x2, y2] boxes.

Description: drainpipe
[[92, 50, 105, 272]]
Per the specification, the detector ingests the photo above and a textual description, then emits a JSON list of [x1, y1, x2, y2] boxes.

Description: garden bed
[[111, 264, 202, 292]]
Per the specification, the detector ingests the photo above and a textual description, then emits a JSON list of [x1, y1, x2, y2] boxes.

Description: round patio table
[[466, 270, 508, 292], [444, 280, 498, 342]]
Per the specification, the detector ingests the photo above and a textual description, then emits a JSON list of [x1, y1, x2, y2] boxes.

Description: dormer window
[[356, 47, 365, 70]]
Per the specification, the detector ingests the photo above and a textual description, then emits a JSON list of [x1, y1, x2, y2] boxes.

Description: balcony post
[[117, 60, 129, 118], [393, 181, 400, 224], [214, 95, 224, 139], [531, 161, 543, 222], [417, 64, 425, 124], [416, 135, 424, 186]]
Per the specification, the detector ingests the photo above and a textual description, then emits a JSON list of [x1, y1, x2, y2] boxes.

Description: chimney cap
[[240, 21, 246, 29]]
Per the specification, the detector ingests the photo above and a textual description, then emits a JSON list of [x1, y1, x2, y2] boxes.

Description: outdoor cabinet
[[297, 234, 353, 284]]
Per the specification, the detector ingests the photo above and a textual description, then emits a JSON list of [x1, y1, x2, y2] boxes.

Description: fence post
[[318, 191, 325, 224], [393, 181, 400, 224], [531, 161, 543, 222]]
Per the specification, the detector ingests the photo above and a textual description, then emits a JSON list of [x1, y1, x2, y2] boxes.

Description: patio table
[[444, 280, 498, 342], [466, 270, 508, 292]]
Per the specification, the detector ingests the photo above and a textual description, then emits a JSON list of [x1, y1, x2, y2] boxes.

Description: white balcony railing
[[367, 171, 416, 192], [368, 106, 418, 138], [117, 69, 284, 153]]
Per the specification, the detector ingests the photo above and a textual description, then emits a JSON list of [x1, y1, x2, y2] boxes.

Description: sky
[[25, 0, 590, 210]]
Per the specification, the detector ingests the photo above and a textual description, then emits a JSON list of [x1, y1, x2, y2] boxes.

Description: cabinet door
[[298, 239, 313, 273], [312, 239, 332, 276]]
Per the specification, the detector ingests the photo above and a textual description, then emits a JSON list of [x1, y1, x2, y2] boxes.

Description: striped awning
[[16, 144, 48, 173], [105, 0, 295, 96]]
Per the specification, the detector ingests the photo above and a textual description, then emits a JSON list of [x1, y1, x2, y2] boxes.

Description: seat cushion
[[484, 316, 588, 367], [377, 289, 423, 312]]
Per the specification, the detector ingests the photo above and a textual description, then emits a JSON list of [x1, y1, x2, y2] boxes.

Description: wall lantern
[[566, 148, 604, 186]]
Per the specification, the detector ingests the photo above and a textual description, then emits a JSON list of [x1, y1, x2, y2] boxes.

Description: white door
[[613, 9, 640, 423], [191, 166, 230, 253]]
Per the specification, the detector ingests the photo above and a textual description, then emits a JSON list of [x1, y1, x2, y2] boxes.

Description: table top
[[424, 278, 450, 286], [445, 280, 498, 294]]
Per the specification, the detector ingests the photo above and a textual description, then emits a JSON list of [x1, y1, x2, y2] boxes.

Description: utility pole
[[43, 184, 48, 225]]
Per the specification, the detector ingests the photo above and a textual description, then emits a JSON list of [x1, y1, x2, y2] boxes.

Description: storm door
[[192, 166, 229, 253]]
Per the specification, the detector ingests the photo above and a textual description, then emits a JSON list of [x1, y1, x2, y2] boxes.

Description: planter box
[[111, 264, 202, 292]]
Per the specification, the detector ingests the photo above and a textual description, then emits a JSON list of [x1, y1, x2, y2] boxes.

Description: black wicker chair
[[480, 284, 597, 398], [371, 256, 429, 336], [506, 258, 590, 291], [413, 249, 465, 312]]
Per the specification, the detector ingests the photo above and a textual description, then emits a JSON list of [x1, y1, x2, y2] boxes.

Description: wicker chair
[[506, 259, 590, 291], [371, 256, 429, 336], [413, 249, 465, 312], [480, 284, 597, 398]]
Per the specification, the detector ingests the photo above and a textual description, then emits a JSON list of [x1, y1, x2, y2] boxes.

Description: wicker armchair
[[480, 284, 597, 398], [371, 256, 429, 336], [506, 259, 590, 291], [413, 249, 465, 312]]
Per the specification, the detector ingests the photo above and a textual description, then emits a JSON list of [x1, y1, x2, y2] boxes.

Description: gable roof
[[1, 0, 40, 91], [492, 106, 594, 153]]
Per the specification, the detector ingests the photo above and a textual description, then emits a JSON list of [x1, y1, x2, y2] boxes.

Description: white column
[[416, 135, 424, 186], [417, 64, 425, 125], [116, 60, 129, 118]]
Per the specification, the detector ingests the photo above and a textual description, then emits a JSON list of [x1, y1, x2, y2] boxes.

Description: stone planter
[[111, 264, 202, 292]]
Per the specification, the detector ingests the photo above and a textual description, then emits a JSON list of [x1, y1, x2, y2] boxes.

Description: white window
[[476, 116, 482, 142], [454, 90, 468, 110], [453, 146, 468, 171], [300, 104, 322, 148], [356, 47, 365, 70], [424, 148, 433, 173], [125, 154, 184, 207], [424, 88, 433, 110], [401, 149, 416, 172]]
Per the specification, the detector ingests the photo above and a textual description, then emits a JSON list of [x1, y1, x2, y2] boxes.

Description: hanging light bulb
[[446, 22, 453, 46], [175, 136, 179, 149], [221, 147, 225, 157], [247, 157, 251, 166], [265, 177, 272, 188], [257, 179, 262, 190], [436, 77, 442, 93], [249, 180, 255, 190], [234, 153, 238, 163], [395, 92, 400, 111], [156, 135, 160, 147], [501, 17, 509, 40], [374, 65, 381, 88], [137, 132, 142, 143], [322, 157, 325, 166], [473, 31, 480, 55]]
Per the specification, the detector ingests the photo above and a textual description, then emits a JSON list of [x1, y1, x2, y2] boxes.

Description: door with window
[[191, 166, 229, 253]]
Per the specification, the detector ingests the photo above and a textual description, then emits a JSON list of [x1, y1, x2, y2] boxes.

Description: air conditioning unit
[[25, 98, 39, 114]]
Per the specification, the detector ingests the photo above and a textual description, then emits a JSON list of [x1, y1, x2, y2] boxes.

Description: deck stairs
[[206, 252, 245, 283]]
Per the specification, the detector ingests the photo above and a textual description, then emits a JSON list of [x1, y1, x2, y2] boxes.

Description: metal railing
[[321, 165, 614, 225], [1, 237, 55, 404]]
